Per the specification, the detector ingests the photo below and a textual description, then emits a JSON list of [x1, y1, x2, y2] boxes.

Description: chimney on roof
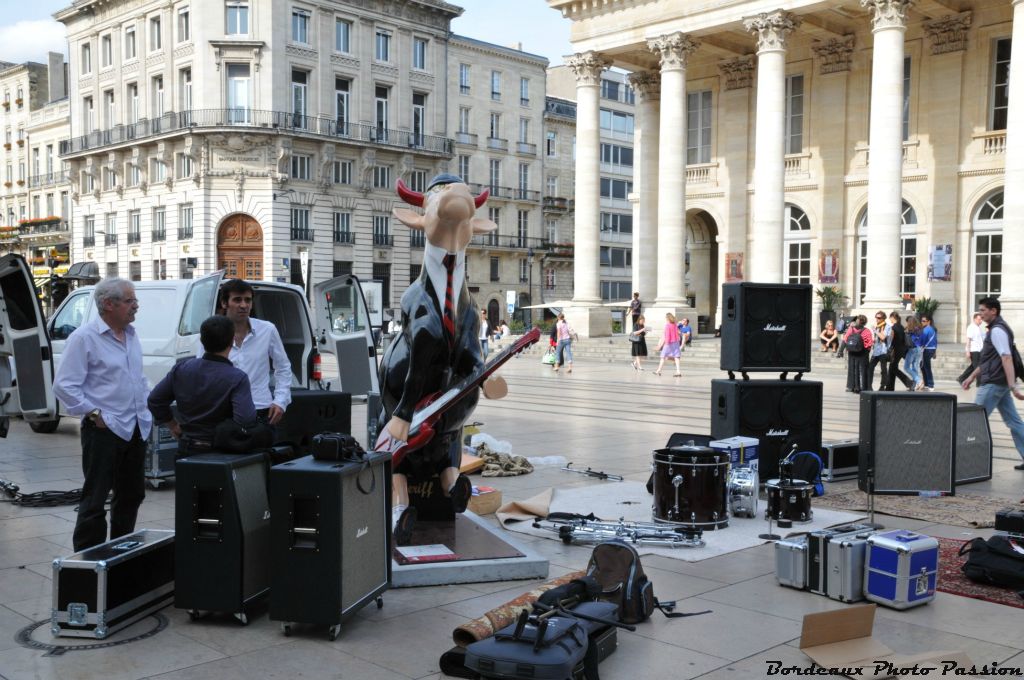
[[47, 52, 66, 102], [512, 42, 523, 51]]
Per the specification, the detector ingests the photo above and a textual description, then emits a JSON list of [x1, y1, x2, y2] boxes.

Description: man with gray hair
[[54, 277, 152, 550]]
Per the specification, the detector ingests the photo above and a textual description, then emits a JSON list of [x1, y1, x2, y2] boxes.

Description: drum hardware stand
[[561, 462, 624, 482], [759, 513, 782, 541], [532, 516, 705, 549]]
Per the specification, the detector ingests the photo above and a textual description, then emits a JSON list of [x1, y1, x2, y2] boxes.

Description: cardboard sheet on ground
[[497, 481, 866, 562]]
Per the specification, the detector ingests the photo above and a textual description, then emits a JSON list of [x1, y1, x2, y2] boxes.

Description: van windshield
[[132, 289, 179, 340]]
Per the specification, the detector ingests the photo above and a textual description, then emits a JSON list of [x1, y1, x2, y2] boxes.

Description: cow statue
[[375, 173, 507, 544]]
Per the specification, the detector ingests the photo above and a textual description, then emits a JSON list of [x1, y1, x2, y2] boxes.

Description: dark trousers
[[957, 351, 981, 384], [73, 421, 146, 551], [846, 352, 870, 392], [922, 348, 936, 388], [868, 354, 889, 391], [886, 351, 912, 390]]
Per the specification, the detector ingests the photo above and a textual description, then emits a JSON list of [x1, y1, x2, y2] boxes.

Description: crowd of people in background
[[839, 309, 944, 394]]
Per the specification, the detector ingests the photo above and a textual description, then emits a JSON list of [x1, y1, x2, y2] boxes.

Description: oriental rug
[[935, 536, 1024, 610]]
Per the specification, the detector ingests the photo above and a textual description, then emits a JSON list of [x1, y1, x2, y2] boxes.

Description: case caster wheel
[[281, 623, 292, 637], [187, 609, 201, 621], [328, 624, 341, 641], [376, 596, 383, 610], [235, 612, 249, 626], [147, 479, 163, 490]]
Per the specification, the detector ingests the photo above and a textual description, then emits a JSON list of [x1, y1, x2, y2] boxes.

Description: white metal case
[[775, 536, 808, 589]]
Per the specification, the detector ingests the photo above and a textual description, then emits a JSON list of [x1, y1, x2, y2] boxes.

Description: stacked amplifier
[[711, 283, 822, 481]]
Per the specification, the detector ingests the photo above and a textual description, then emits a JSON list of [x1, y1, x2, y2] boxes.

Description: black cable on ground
[[0, 478, 83, 508]]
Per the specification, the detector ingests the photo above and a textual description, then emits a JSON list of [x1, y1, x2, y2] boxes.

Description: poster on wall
[[724, 252, 744, 282], [927, 244, 952, 282], [818, 249, 840, 283]]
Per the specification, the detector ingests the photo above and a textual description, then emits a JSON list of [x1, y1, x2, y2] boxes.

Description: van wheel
[[29, 416, 61, 434]]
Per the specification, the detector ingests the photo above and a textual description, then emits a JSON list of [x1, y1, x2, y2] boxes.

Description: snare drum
[[727, 466, 759, 519], [765, 478, 814, 523], [651, 446, 729, 530]]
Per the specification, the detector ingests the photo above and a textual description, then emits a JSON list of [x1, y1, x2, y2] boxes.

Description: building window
[[600, 212, 632, 234], [600, 143, 633, 168], [290, 207, 311, 240], [103, 90, 116, 128], [332, 160, 351, 184], [291, 153, 311, 180], [991, 38, 1011, 130], [973, 190, 1003, 307], [785, 74, 804, 154], [900, 236, 917, 299], [291, 69, 308, 127], [180, 68, 193, 113], [545, 219, 557, 243], [101, 34, 112, 68], [410, 264, 422, 282], [105, 213, 118, 245], [546, 175, 557, 196], [786, 242, 811, 285], [412, 93, 426, 146], [375, 30, 391, 62], [517, 209, 529, 247], [686, 90, 712, 164], [178, 7, 190, 42], [409, 169, 427, 193], [413, 37, 427, 70], [519, 117, 530, 144], [458, 107, 471, 134], [372, 263, 391, 305], [80, 43, 92, 75], [902, 56, 911, 142], [333, 211, 352, 243], [518, 163, 529, 198], [459, 63, 471, 94], [489, 112, 501, 140], [488, 159, 501, 191], [335, 77, 350, 135], [519, 258, 529, 283], [127, 210, 141, 243], [292, 8, 310, 43], [149, 15, 162, 51], [153, 259, 167, 279], [150, 158, 166, 182], [458, 155, 470, 182], [373, 165, 391, 189], [600, 246, 632, 268], [373, 214, 391, 245], [374, 85, 389, 139], [83, 96, 95, 133], [151, 75, 164, 117], [177, 153, 193, 179], [335, 18, 351, 52], [127, 163, 140, 187], [546, 130, 557, 157], [491, 70, 501, 100], [226, 1, 249, 35], [333, 260, 353, 277], [104, 167, 118, 191], [227, 64, 251, 123], [490, 256, 500, 281], [124, 25, 137, 59], [599, 178, 632, 200], [599, 109, 634, 135], [520, 77, 530, 106], [148, 206, 165, 241], [127, 83, 139, 123]]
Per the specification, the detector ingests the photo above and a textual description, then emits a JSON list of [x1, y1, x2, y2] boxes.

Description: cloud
[[0, 20, 67, 65]]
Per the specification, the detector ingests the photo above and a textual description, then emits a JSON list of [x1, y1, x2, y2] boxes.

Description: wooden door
[[217, 214, 263, 280]]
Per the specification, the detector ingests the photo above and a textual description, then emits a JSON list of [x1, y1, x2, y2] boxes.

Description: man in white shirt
[[218, 279, 293, 425], [54, 278, 152, 550], [958, 312, 986, 386]]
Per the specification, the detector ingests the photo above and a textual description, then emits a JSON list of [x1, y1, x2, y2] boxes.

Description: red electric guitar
[[379, 327, 541, 467]]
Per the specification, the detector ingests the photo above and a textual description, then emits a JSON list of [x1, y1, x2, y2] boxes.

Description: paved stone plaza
[[0, 356, 1022, 680]]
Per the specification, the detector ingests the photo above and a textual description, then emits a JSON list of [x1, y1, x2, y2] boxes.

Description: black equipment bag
[[311, 432, 366, 462], [959, 535, 1024, 597], [995, 507, 1024, 536]]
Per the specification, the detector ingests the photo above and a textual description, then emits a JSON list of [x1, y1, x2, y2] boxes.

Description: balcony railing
[[152, 229, 166, 241], [487, 137, 509, 151], [104, 233, 118, 246], [178, 227, 193, 240], [127, 231, 141, 244], [467, 183, 541, 203], [976, 130, 1007, 155], [27, 171, 72, 188], [410, 231, 425, 248], [455, 132, 478, 146], [17, 218, 69, 236], [469, 234, 550, 251], [373, 233, 393, 247], [516, 141, 537, 155], [333, 230, 354, 244], [290, 227, 314, 242], [60, 109, 455, 157], [83, 235, 95, 247]]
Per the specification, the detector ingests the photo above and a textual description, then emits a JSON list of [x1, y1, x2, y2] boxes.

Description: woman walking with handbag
[[630, 315, 649, 370], [553, 313, 577, 374], [654, 313, 683, 377]]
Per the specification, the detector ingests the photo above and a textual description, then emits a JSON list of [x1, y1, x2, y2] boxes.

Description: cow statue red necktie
[[442, 253, 456, 346]]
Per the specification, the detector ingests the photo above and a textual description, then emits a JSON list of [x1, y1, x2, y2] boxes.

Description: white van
[[34, 271, 379, 433]]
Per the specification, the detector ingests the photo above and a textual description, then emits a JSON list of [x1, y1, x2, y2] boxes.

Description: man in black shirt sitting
[[148, 315, 257, 455]]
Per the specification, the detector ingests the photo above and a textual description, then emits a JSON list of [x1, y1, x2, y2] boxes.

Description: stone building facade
[[540, 95, 577, 305], [549, 0, 1020, 340]]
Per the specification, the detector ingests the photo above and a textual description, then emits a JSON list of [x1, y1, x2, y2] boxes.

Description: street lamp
[[527, 246, 535, 326]]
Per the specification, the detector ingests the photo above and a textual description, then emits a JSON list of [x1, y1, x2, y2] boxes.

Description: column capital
[[743, 11, 801, 53], [860, 0, 913, 31], [566, 51, 611, 87], [718, 56, 755, 90], [647, 32, 699, 72], [628, 70, 661, 100]]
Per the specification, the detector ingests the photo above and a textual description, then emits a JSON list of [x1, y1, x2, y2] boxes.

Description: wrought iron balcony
[[410, 231, 425, 248], [104, 233, 118, 246], [290, 227, 314, 242], [373, 233, 394, 247], [60, 109, 455, 157], [178, 227, 194, 240], [18, 218, 69, 237], [127, 231, 141, 244], [469, 234, 550, 251], [333, 230, 354, 244], [27, 171, 72, 188], [152, 229, 166, 242], [467, 183, 541, 203], [83, 235, 95, 247], [543, 196, 572, 213]]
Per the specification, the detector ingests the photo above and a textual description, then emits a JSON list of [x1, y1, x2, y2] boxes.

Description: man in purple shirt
[[148, 315, 257, 455], [54, 278, 152, 551]]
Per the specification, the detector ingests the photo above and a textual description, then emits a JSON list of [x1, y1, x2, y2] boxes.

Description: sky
[[4, 0, 574, 67]]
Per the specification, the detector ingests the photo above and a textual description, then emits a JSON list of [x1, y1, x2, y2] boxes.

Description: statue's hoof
[[450, 474, 472, 514], [393, 505, 417, 546]]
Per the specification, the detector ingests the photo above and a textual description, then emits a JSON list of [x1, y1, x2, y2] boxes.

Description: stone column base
[[643, 304, 696, 339], [562, 304, 613, 339]]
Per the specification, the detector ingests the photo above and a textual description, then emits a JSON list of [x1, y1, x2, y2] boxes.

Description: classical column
[[648, 33, 698, 308], [1000, 0, 1024, 329], [628, 70, 661, 303], [861, 0, 911, 309], [744, 10, 800, 283]]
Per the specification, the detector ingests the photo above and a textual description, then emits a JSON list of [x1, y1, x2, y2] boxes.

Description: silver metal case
[[774, 535, 808, 589], [821, 438, 860, 481], [825, 530, 875, 602]]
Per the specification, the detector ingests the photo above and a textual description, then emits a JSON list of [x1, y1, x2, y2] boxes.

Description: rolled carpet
[[451, 570, 586, 647]]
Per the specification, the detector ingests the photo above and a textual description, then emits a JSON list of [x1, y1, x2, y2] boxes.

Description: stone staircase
[[495, 334, 975, 382]]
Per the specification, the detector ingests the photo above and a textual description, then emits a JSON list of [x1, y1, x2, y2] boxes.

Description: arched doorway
[[855, 200, 919, 306], [487, 299, 501, 326], [217, 214, 264, 280], [685, 210, 719, 332], [970, 189, 1003, 309]]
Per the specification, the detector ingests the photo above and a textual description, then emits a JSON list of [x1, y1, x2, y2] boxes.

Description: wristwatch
[[87, 408, 102, 423]]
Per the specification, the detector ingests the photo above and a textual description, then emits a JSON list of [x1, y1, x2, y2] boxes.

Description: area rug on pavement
[[815, 489, 1008, 528], [496, 481, 865, 562], [935, 536, 1024, 609]]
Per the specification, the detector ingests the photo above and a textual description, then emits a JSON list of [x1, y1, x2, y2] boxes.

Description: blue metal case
[[865, 530, 939, 609]]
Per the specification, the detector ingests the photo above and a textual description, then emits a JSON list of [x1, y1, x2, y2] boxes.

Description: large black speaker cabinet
[[710, 379, 822, 480], [269, 453, 391, 629], [720, 283, 813, 373], [174, 453, 271, 618], [956, 403, 993, 485], [275, 389, 352, 454], [858, 392, 956, 496]]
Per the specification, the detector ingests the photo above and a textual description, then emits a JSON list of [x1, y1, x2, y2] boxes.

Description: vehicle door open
[[312, 274, 380, 397]]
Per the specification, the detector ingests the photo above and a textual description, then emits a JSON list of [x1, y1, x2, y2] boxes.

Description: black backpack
[[788, 451, 824, 497], [586, 541, 709, 624], [845, 329, 865, 354], [959, 535, 1024, 598]]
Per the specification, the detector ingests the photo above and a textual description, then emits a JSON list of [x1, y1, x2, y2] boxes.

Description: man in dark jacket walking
[[885, 311, 913, 391]]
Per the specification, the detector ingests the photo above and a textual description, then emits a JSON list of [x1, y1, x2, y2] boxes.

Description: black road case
[[51, 529, 174, 639]]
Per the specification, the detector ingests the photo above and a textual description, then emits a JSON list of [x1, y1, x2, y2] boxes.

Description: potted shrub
[[913, 296, 940, 320], [815, 285, 847, 331]]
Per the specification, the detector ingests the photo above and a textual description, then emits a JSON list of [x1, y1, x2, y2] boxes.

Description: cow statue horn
[[396, 179, 424, 207], [474, 189, 489, 209]]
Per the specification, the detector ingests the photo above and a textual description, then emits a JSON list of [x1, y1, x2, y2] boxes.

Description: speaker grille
[[340, 461, 389, 613], [956, 404, 993, 484], [720, 283, 812, 373], [859, 393, 956, 495]]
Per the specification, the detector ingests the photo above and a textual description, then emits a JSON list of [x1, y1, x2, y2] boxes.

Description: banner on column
[[927, 244, 952, 282], [818, 249, 839, 284], [725, 252, 744, 282]]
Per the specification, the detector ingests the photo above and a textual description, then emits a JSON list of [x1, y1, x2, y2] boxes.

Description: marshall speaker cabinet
[[858, 392, 956, 496], [175, 452, 272, 623], [955, 403, 993, 485], [269, 452, 391, 640], [710, 379, 822, 480], [275, 390, 352, 455], [720, 283, 813, 374]]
